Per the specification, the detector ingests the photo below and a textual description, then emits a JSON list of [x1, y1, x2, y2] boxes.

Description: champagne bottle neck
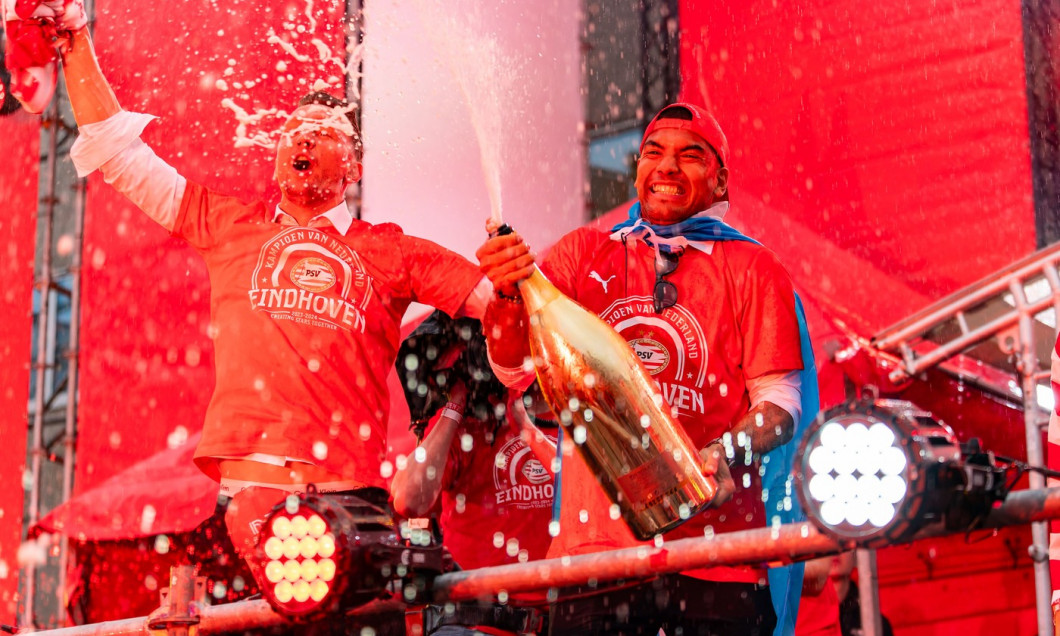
[[518, 268, 562, 315]]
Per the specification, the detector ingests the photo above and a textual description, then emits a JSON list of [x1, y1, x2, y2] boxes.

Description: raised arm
[[60, 27, 120, 125], [58, 26, 186, 231], [476, 227, 536, 381], [390, 383, 467, 518]]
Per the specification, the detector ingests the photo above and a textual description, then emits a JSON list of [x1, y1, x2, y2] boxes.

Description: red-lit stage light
[[255, 489, 450, 621]]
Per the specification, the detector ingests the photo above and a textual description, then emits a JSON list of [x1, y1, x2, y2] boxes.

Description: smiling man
[[57, 26, 488, 611], [476, 103, 810, 636]]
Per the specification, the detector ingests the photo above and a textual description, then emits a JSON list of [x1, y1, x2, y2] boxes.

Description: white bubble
[[880, 475, 908, 504], [844, 499, 870, 527], [573, 426, 587, 445], [880, 447, 908, 476], [818, 422, 845, 450], [869, 501, 897, 528], [312, 441, 328, 461], [379, 461, 394, 479], [819, 499, 845, 526], [868, 422, 896, 449], [808, 473, 835, 503], [16, 538, 47, 567], [167, 426, 189, 449], [56, 234, 75, 256], [140, 505, 157, 535]]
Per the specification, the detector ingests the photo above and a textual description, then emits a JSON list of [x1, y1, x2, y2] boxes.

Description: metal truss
[[868, 241, 1060, 636], [22, 67, 86, 631]]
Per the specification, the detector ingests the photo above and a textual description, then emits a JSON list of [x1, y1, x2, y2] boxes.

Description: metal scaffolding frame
[[638, 0, 679, 122], [20, 34, 87, 632], [868, 241, 1060, 636]]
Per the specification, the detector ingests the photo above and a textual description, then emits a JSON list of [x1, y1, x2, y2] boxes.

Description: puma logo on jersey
[[589, 271, 616, 293]]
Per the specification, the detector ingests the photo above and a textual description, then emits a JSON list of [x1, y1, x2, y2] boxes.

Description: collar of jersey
[[272, 200, 353, 235]]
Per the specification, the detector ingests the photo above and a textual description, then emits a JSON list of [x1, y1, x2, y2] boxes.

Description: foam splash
[[221, 98, 286, 149], [217, 0, 365, 152]]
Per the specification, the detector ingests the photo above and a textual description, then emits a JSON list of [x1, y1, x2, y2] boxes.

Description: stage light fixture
[[256, 489, 450, 621], [794, 398, 1009, 547]]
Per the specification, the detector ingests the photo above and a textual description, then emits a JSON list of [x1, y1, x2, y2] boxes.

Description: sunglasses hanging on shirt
[[653, 250, 681, 313]]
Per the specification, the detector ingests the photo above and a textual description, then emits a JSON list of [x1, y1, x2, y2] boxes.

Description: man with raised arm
[[57, 24, 489, 587], [476, 103, 817, 635]]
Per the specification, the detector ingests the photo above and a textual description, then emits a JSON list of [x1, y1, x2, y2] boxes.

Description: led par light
[[794, 398, 1006, 547], [256, 491, 449, 620]]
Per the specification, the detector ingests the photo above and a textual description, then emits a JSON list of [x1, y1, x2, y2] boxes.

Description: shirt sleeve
[[538, 228, 592, 300], [456, 277, 493, 320], [746, 369, 802, 426], [70, 111, 186, 232], [400, 234, 484, 318], [736, 246, 804, 378]]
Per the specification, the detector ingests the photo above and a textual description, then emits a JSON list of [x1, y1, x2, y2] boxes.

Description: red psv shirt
[[439, 419, 557, 570], [541, 227, 803, 577], [176, 183, 482, 488]]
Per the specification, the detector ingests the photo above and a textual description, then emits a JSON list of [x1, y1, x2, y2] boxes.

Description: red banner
[[0, 110, 40, 625], [680, 0, 1035, 333]]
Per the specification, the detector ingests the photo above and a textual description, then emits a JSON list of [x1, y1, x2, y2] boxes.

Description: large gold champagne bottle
[[518, 267, 717, 540]]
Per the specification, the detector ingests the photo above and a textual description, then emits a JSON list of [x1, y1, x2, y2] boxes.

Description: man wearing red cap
[[477, 103, 814, 635]]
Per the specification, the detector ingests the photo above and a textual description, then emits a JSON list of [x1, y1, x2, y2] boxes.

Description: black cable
[[993, 454, 1060, 480]]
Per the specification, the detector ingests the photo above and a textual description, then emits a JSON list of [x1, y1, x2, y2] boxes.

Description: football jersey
[[439, 419, 557, 570], [177, 183, 482, 488], [540, 227, 803, 579]]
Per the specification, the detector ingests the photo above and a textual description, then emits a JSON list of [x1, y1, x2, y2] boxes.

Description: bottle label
[[615, 451, 696, 513]]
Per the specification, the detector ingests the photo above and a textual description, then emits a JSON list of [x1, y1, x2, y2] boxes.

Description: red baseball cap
[[640, 103, 729, 168]]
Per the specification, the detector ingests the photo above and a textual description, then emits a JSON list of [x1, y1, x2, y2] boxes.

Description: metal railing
[[22, 486, 1060, 636]]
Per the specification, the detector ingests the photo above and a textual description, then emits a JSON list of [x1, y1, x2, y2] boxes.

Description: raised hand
[[2, 0, 86, 112], [476, 227, 535, 298]]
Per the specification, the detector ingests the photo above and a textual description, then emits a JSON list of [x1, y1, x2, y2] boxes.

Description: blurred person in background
[[392, 310, 556, 635]]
